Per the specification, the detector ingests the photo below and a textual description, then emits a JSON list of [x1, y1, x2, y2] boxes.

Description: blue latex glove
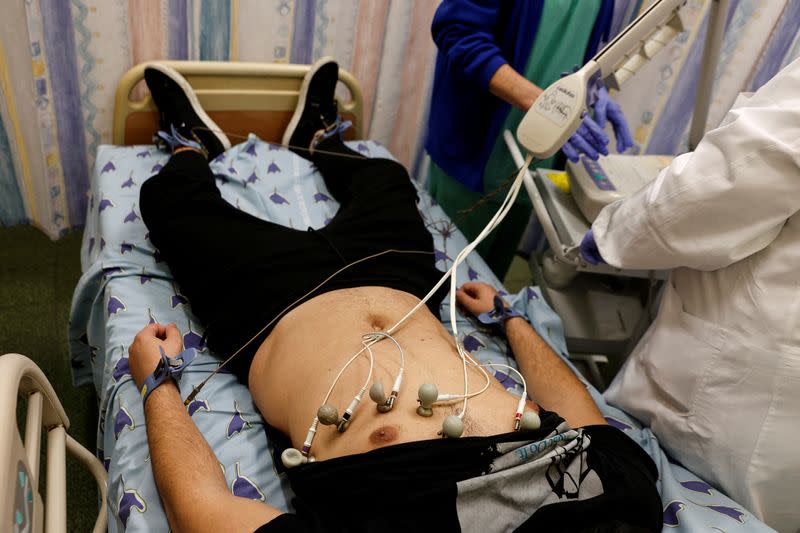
[[594, 85, 634, 154], [579, 229, 605, 265], [561, 114, 609, 163]]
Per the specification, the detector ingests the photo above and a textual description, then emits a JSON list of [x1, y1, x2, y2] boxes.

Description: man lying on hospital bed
[[126, 58, 662, 532]]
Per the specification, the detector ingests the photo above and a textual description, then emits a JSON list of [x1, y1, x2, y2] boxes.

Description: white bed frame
[[0, 353, 107, 532]]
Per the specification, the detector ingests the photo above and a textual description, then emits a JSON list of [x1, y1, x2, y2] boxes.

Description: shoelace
[[154, 124, 207, 157]]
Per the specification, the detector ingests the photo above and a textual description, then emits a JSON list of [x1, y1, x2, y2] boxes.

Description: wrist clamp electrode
[[140, 347, 197, 405], [477, 295, 522, 330]]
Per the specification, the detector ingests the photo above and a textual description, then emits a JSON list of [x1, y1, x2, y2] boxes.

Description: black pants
[[140, 140, 447, 383], [258, 414, 663, 532]]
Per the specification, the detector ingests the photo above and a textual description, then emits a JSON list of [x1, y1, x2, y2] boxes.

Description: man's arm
[[129, 324, 283, 533], [503, 315, 605, 428], [456, 283, 606, 429]]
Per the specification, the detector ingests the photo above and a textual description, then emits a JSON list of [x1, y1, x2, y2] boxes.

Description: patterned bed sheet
[[69, 136, 774, 532]]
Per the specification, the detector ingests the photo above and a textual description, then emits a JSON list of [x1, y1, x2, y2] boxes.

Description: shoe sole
[[282, 56, 337, 149], [145, 63, 232, 152]]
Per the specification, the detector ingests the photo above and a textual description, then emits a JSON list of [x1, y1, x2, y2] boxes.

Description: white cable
[[428, 336, 493, 405], [320, 336, 376, 407], [364, 331, 405, 412], [388, 156, 531, 419], [358, 341, 376, 398], [363, 331, 405, 370], [363, 331, 405, 394], [444, 158, 532, 418], [385, 156, 533, 337], [320, 330, 406, 409], [471, 361, 530, 430], [477, 362, 528, 399], [304, 169, 529, 444], [366, 157, 532, 419], [306, 330, 408, 453], [310, 338, 374, 440], [384, 157, 530, 339]]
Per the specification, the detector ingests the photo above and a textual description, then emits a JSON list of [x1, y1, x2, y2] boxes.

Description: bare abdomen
[[248, 287, 532, 461]]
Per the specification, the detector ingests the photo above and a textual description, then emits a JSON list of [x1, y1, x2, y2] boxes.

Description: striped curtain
[[1, 0, 799, 238], [0, 0, 440, 238]]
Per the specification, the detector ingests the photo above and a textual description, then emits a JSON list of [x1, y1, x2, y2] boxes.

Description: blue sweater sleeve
[[431, 0, 508, 91]]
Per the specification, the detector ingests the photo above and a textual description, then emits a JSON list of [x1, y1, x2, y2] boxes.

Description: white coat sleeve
[[592, 58, 800, 271]]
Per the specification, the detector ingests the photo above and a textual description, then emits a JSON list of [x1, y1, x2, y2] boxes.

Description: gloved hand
[[593, 85, 634, 154], [579, 229, 605, 265], [561, 114, 609, 163]]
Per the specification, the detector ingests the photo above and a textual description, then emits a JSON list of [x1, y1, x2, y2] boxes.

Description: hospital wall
[[0, 0, 798, 239]]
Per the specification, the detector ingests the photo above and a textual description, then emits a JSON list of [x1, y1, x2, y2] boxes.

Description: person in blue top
[[425, 0, 634, 278]]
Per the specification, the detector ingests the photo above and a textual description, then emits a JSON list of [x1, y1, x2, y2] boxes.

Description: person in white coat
[[580, 57, 800, 532]]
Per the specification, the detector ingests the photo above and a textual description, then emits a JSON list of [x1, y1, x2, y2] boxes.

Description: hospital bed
[[0, 60, 770, 532]]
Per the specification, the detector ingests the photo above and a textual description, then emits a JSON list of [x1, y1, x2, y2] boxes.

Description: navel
[[370, 425, 399, 445], [369, 317, 389, 331]]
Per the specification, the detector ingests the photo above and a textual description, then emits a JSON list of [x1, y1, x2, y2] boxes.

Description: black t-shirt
[[255, 410, 662, 532]]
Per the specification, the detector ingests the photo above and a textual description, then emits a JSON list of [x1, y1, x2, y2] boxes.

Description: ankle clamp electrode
[[154, 124, 208, 158], [477, 296, 522, 330], [141, 347, 197, 405], [310, 115, 353, 153]]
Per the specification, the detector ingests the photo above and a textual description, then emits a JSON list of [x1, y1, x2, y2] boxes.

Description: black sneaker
[[282, 57, 349, 158], [144, 63, 230, 160]]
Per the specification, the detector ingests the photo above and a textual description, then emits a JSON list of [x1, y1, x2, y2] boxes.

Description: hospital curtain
[[0, 0, 440, 238], [1, 0, 799, 238]]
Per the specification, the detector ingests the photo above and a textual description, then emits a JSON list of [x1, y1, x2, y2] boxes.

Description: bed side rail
[[0, 353, 108, 533]]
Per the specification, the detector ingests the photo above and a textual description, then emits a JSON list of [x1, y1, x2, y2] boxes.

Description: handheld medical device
[[517, 0, 687, 159]]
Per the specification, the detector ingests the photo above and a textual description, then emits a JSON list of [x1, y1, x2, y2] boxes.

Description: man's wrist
[[139, 347, 197, 406], [141, 373, 175, 404], [477, 295, 523, 330], [504, 316, 526, 328], [140, 349, 173, 405], [143, 380, 181, 414]]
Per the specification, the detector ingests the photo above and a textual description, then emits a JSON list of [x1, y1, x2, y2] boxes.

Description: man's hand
[[456, 282, 503, 316], [129, 323, 183, 389], [137, 324, 285, 532]]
